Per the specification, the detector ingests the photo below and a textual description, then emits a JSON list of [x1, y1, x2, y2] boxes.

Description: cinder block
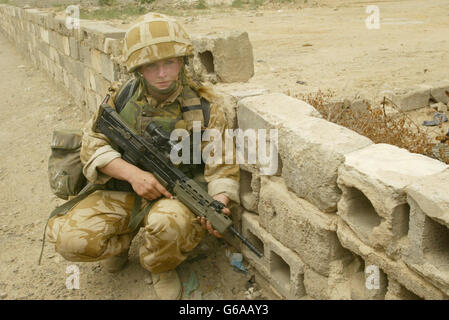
[[391, 85, 431, 111], [48, 46, 60, 64], [23, 8, 48, 26], [241, 212, 306, 299], [39, 26, 49, 44], [239, 169, 260, 213], [385, 278, 422, 300], [59, 53, 85, 84], [90, 49, 119, 82], [404, 192, 449, 295], [103, 37, 123, 57], [94, 73, 112, 96], [80, 21, 126, 53], [337, 144, 447, 259], [79, 42, 91, 65], [49, 16, 74, 37], [190, 31, 254, 83], [86, 89, 99, 115], [100, 52, 120, 82], [236, 93, 319, 175], [279, 116, 372, 212], [68, 37, 79, 60], [430, 80, 449, 104], [303, 252, 389, 300], [303, 266, 331, 300], [336, 217, 447, 299], [48, 30, 65, 53], [237, 93, 320, 131], [258, 176, 350, 276], [406, 168, 449, 228]]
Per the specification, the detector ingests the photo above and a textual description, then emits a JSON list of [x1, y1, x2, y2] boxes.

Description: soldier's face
[[140, 57, 183, 90]]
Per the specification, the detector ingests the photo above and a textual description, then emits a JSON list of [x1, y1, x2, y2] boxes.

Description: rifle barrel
[[229, 226, 264, 258]]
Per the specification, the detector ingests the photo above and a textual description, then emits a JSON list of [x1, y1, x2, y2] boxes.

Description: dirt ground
[[1, 0, 448, 300]]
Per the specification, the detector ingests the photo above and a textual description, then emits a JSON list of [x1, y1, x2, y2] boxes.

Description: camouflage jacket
[[80, 78, 240, 204]]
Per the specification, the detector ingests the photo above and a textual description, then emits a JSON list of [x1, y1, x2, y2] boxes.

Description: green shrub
[[195, 0, 207, 9], [232, 0, 243, 8], [99, 0, 115, 6]]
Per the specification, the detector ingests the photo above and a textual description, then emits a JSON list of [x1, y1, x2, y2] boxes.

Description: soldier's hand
[[129, 169, 172, 201], [197, 193, 230, 238]]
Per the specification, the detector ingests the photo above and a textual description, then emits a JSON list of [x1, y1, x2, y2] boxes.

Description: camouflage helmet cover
[[124, 12, 194, 73]]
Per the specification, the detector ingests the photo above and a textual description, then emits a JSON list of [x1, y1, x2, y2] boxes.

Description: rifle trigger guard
[[210, 200, 225, 211]]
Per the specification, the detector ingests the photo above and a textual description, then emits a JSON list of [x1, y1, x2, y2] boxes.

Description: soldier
[[45, 12, 240, 300]]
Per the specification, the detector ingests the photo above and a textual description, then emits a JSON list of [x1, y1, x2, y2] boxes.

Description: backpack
[[48, 129, 85, 200]]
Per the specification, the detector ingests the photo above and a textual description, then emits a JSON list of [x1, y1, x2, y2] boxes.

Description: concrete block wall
[[237, 92, 449, 300], [0, 5, 129, 119], [1, 4, 448, 300]]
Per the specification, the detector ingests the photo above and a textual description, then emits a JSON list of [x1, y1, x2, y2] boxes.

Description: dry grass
[[295, 89, 449, 164]]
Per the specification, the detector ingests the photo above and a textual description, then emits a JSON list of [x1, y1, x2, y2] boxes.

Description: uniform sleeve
[[202, 102, 240, 204], [80, 80, 126, 184]]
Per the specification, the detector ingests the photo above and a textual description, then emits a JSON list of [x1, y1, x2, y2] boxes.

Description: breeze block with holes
[[278, 116, 373, 213], [241, 211, 306, 299], [404, 169, 449, 295], [337, 143, 447, 260], [190, 31, 254, 83], [336, 216, 447, 299], [258, 175, 351, 276]]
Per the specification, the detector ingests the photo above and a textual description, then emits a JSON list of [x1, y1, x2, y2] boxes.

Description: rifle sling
[[127, 195, 155, 231]]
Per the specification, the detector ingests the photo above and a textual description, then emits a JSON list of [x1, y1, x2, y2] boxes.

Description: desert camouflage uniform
[[46, 71, 240, 273]]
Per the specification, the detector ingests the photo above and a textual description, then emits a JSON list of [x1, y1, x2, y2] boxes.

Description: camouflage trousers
[[46, 190, 205, 273]]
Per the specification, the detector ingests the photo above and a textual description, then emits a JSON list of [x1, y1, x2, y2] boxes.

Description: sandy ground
[[1, 0, 449, 300]]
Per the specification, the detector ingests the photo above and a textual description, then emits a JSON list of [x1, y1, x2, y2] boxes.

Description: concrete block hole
[[392, 203, 410, 240], [240, 170, 253, 194], [349, 254, 388, 300], [270, 251, 290, 291], [246, 229, 264, 256], [345, 187, 381, 235], [423, 216, 449, 273], [199, 50, 214, 74]]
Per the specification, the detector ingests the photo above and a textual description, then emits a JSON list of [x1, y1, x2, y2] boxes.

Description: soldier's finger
[[213, 230, 222, 238], [200, 217, 207, 229], [206, 221, 214, 234], [221, 207, 231, 216], [155, 183, 172, 199]]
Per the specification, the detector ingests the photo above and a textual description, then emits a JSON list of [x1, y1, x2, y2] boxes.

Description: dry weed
[[294, 89, 449, 164]]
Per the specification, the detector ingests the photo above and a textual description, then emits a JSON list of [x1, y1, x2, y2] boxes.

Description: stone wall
[[1, 4, 448, 300]]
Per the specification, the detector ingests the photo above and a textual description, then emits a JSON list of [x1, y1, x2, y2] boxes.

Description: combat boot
[[152, 269, 182, 300], [101, 250, 129, 273]]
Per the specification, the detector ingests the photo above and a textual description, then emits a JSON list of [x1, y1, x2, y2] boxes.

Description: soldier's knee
[[145, 212, 180, 242], [53, 223, 108, 260]]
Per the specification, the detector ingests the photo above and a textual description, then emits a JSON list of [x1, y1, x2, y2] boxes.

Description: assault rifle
[[93, 95, 263, 258]]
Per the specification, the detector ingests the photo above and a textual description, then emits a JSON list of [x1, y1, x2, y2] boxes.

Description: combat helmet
[[124, 12, 194, 73]]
